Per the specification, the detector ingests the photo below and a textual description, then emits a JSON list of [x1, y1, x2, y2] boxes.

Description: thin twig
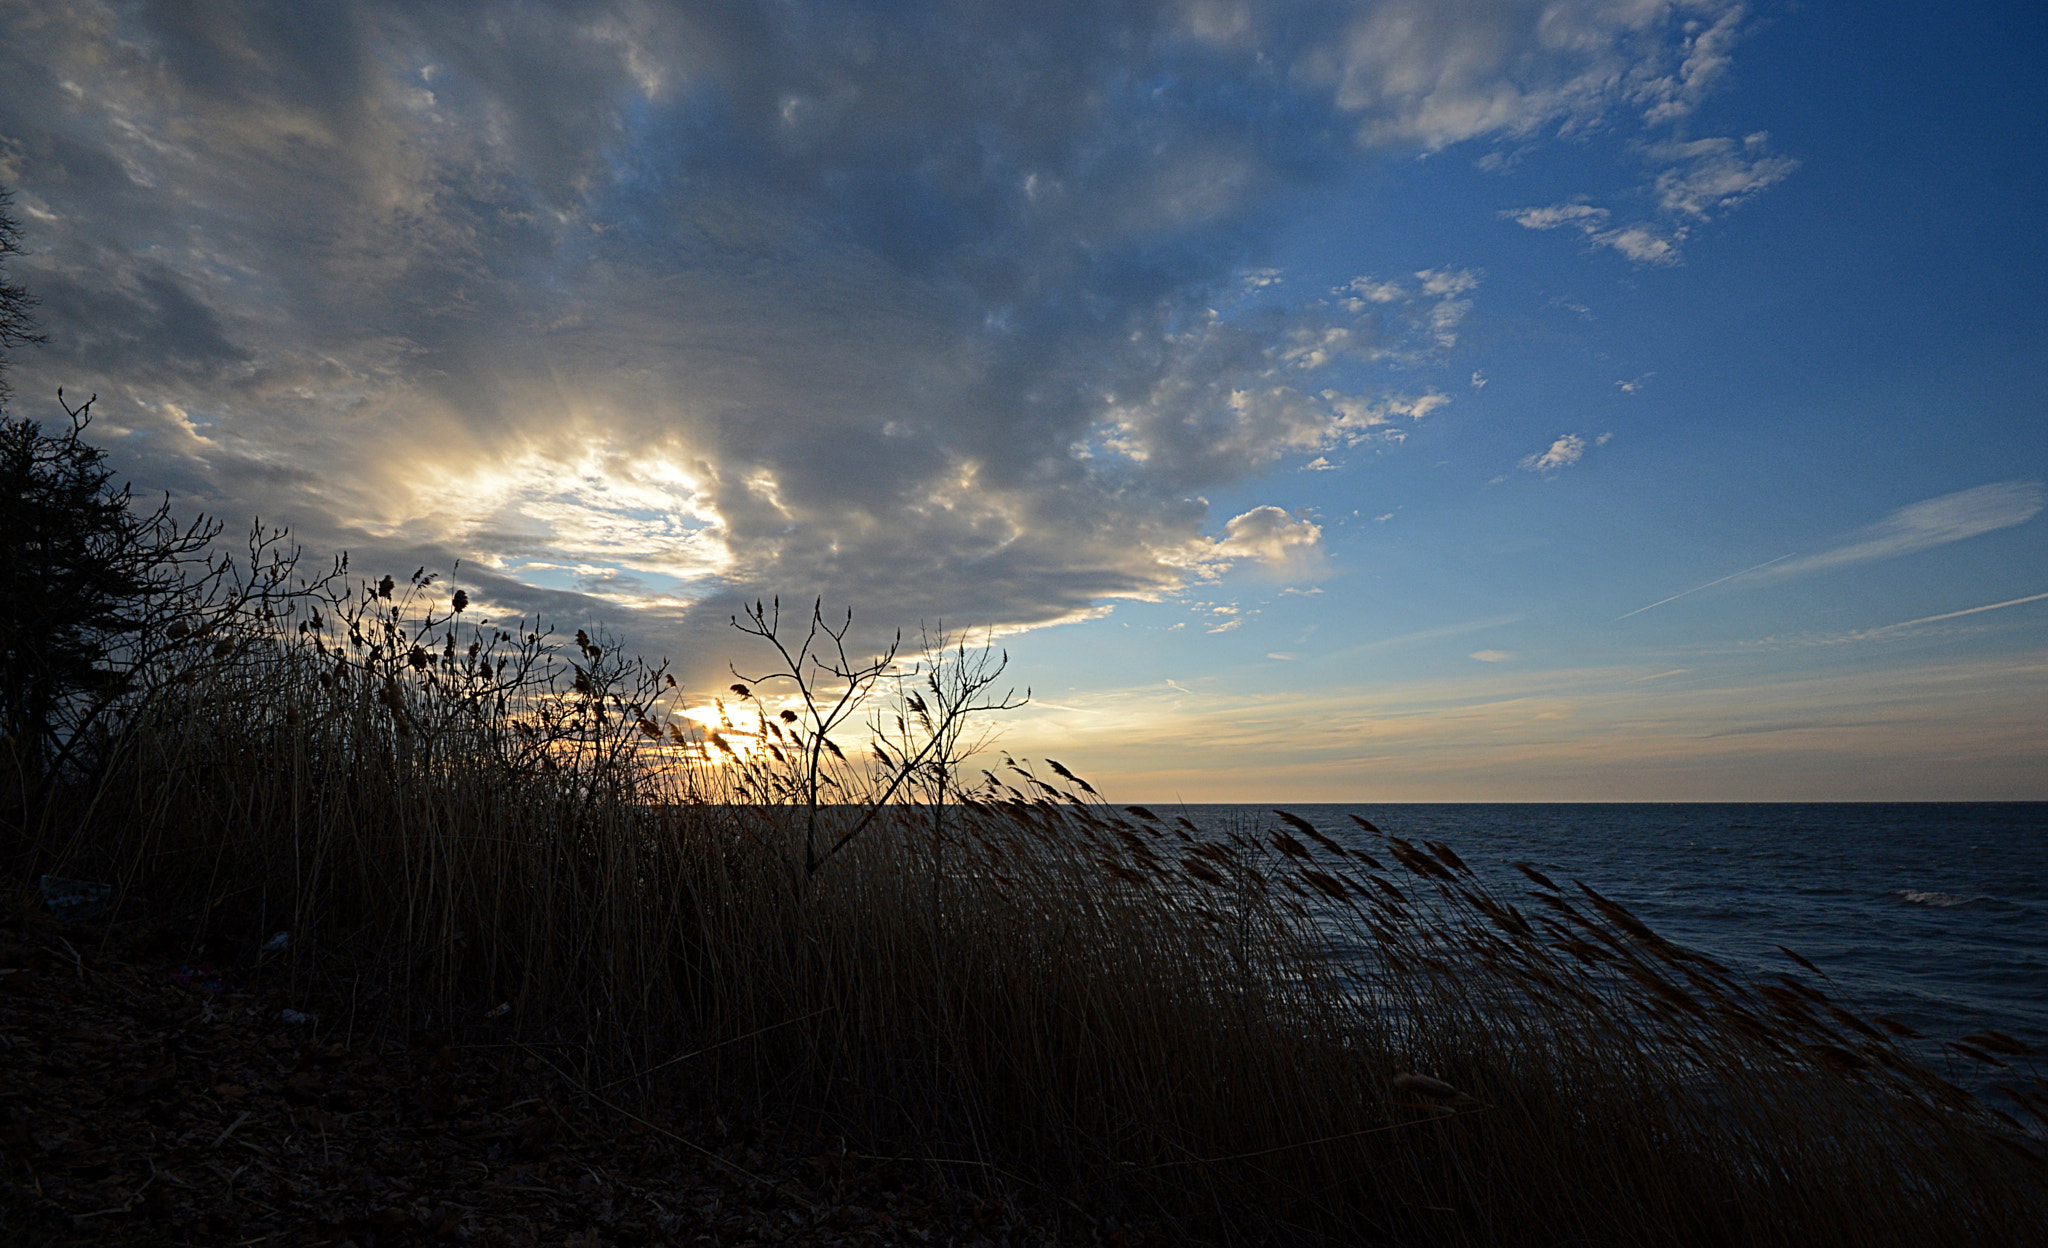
[[212, 1110, 253, 1149], [599, 1008, 833, 1090]]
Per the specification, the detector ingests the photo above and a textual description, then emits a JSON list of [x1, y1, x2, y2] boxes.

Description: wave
[[1890, 888, 2002, 909]]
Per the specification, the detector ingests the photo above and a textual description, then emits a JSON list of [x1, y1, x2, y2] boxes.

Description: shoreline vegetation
[[4, 538, 2047, 1243]]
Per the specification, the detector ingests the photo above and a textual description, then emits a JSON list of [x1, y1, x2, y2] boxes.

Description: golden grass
[[12, 583, 2047, 1247]]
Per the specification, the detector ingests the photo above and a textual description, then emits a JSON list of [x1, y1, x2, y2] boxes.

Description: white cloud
[[1591, 223, 1685, 265], [1651, 133, 1801, 218], [1506, 202, 1685, 265], [1520, 434, 1588, 473], [1506, 203, 1609, 232], [1317, 0, 1754, 152], [1325, 389, 1452, 441], [1344, 275, 1408, 305], [1469, 649, 1515, 663], [1417, 267, 1479, 298], [1632, 4, 1749, 125], [1209, 506, 1323, 564], [1519, 130, 1797, 266], [1492, 10, 1793, 272], [1299, 455, 1337, 472], [1470, 370, 1487, 388]]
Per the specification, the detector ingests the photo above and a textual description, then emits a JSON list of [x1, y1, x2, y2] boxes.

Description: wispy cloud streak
[[1622, 482, 2043, 622], [1753, 482, 2043, 583], [1618, 554, 1793, 619], [1881, 590, 2048, 630], [1333, 614, 1520, 658]]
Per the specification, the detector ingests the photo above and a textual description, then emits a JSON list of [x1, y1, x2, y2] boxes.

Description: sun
[[676, 699, 776, 765]]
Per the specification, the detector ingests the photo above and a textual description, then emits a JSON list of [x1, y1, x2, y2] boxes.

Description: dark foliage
[[0, 185, 46, 405], [0, 395, 330, 834], [0, 398, 208, 798]]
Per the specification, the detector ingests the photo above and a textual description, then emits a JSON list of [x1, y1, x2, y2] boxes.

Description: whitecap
[[1891, 888, 1991, 909]]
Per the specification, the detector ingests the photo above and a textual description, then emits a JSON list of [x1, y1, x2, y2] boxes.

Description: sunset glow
[[1, 1, 2041, 798]]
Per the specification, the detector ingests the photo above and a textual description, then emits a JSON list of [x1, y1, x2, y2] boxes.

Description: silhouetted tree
[[0, 395, 224, 799], [0, 185, 46, 407], [0, 188, 325, 831]]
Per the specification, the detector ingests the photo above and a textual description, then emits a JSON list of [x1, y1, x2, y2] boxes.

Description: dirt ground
[[0, 899, 1170, 1247]]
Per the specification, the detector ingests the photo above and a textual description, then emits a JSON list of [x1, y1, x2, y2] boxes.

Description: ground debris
[[1, 901, 1152, 1246]]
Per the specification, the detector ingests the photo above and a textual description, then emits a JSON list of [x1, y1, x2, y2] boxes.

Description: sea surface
[[1171, 802, 2048, 1071]]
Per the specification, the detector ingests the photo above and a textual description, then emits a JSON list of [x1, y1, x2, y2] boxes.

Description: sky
[[0, 0, 2043, 801]]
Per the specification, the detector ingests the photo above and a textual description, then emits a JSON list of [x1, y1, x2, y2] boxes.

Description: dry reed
[[13, 576, 2046, 1247]]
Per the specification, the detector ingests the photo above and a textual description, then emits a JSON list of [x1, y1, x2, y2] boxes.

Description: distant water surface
[[1170, 803, 2047, 1055]]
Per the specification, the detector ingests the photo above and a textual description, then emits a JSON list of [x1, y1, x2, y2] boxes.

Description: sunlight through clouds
[[0, 0, 1790, 679], [2, 0, 2039, 798]]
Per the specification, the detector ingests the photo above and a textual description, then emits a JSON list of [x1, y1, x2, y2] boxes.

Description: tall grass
[[17, 575, 2047, 1246]]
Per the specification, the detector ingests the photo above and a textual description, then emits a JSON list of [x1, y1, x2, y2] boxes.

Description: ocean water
[[1172, 802, 2048, 1060]]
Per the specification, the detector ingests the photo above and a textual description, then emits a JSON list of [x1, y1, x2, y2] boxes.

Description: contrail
[[1331, 613, 1521, 659], [1880, 590, 2048, 631], [1617, 553, 1796, 621]]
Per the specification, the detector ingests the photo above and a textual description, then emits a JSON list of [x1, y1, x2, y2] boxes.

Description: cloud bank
[[0, 0, 1771, 677]]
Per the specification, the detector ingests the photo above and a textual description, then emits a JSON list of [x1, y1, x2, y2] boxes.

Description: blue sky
[[2, 1, 2043, 798]]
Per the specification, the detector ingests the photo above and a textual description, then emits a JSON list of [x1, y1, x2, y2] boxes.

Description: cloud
[[1331, 613, 1520, 658], [1315, 0, 1753, 152], [1651, 133, 1800, 218], [1879, 590, 2048, 631], [0, 0, 1768, 681], [1745, 590, 2048, 649], [1591, 223, 1684, 265], [1344, 275, 1408, 305], [1469, 649, 1514, 663], [1505, 202, 1685, 265], [1501, 31, 1799, 270], [1506, 203, 1609, 232], [1416, 267, 1479, 348], [1623, 484, 2044, 622], [1323, 388, 1452, 441], [1751, 482, 2045, 583], [1008, 652, 2048, 800], [1618, 553, 1796, 619], [1519, 434, 1587, 473], [1334, 269, 1479, 351], [1207, 506, 1322, 565], [1631, 4, 1749, 125]]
